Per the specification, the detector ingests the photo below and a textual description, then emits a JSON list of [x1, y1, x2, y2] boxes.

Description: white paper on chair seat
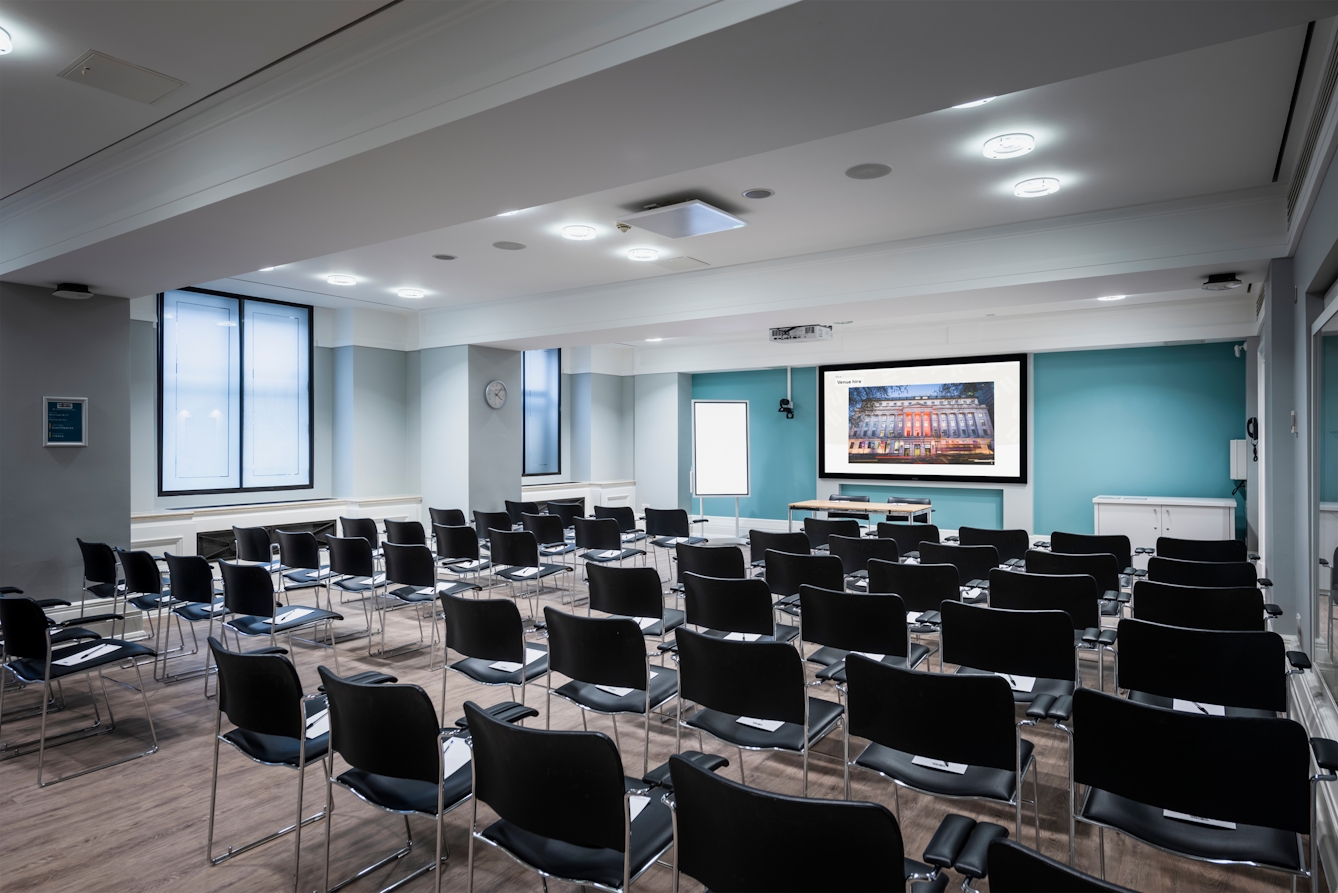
[[853, 651, 886, 662], [629, 794, 651, 822], [598, 550, 623, 560], [670, 537, 689, 545], [455, 561, 484, 570], [1164, 809, 1235, 829], [635, 617, 659, 630], [1172, 699, 1226, 716], [511, 566, 539, 578], [737, 716, 784, 732], [597, 670, 658, 697], [622, 534, 637, 542], [209, 601, 229, 614], [53, 642, 121, 666], [911, 755, 968, 774], [995, 673, 1036, 693], [312, 568, 335, 579], [267, 607, 314, 626], [489, 648, 546, 673], [416, 587, 438, 596], [905, 611, 922, 623], [441, 736, 472, 776], [961, 587, 984, 600], [903, 557, 920, 565], [724, 632, 761, 642], [371, 573, 387, 585], [305, 708, 329, 739]]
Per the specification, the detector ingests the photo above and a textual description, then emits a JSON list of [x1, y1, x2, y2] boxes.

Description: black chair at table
[[544, 500, 584, 530], [919, 542, 997, 595], [674, 626, 843, 795], [959, 527, 1030, 564], [574, 517, 645, 574], [1156, 536, 1247, 563], [521, 512, 577, 569], [801, 517, 861, 552], [472, 510, 512, 550], [828, 534, 899, 591], [876, 522, 942, 560], [428, 507, 466, 528], [586, 563, 684, 642], [989, 569, 1115, 690], [747, 529, 811, 571], [681, 573, 799, 644], [340, 517, 383, 559], [672, 542, 745, 593], [382, 542, 480, 660], [825, 492, 872, 521], [433, 524, 491, 581], [384, 518, 427, 547], [163, 552, 228, 687], [488, 528, 572, 619], [763, 549, 844, 618], [504, 500, 541, 528], [76, 537, 124, 626], [1025, 549, 1124, 614], [1131, 579, 1271, 631], [595, 504, 649, 544], [987, 838, 1134, 893], [219, 561, 343, 671], [890, 496, 934, 524], [437, 592, 547, 717], [234, 525, 281, 570], [274, 530, 334, 611], [797, 585, 929, 690], [1147, 555, 1260, 588], [116, 547, 184, 675]]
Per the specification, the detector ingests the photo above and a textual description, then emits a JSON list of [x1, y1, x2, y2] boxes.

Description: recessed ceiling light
[[497, 210, 521, 217], [326, 274, 357, 286], [493, 241, 526, 250], [953, 97, 996, 108], [845, 163, 892, 180], [1097, 295, 1126, 301], [645, 338, 663, 342], [432, 254, 457, 261], [0, 28, 11, 55], [561, 225, 597, 240], [1202, 273, 1243, 291], [1013, 177, 1060, 197], [627, 248, 658, 261], [741, 188, 775, 199], [397, 288, 425, 299], [982, 133, 1035, 159], [258, 266, 276, 272]]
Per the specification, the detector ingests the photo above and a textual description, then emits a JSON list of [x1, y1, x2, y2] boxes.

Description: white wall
[[634, 372, 692, 510], [419, 345, 469, 518]]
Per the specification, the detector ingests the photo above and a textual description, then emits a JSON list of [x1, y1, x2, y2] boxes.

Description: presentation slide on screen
[[820, 357, 1024, 481]]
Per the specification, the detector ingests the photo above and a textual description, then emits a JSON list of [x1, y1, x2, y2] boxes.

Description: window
[[158, 288, 313, 495], [522, 348, 561, 475]]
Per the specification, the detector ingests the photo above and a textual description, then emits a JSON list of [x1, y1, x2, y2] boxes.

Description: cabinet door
[[1095, 502, 1161, 550], [1161, 504, 1232, 540]]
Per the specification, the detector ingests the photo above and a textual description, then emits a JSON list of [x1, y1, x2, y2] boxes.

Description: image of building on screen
[[846, 382, 994, 464]]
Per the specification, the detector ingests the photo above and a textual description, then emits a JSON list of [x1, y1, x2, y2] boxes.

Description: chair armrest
[[657, 641, 678, 653], [1026, 693, 1057, 721], [1033, 540, 1051, 549], [922, 814, 976, 870], [954, 822, 1009, 880], [1048, 695, 1074, 721], [1287, 651, 1313, 671], [1002, 558, 1025, 568], [1135, 546, 1154, 555], [59, 612, 123, 626], [34, 598, 72, 608], [0, 586, 22, 594], [944, 536, 960, 543], [1258, 578, 1274, 588], [1264, 603, 1283, 617], [1098, 629, 1117, 646], [1320, 558, 1330, 568], [917, 609, 942, 625], [690, 518, 709, 525], [1249, 552, 1260, 561], [1122, 567, 1138, 576], [642, 750, 728, 791], [248, 646, 289, 656], [815, 660, 847, 681], [1081, 627, 1101, 644], [774, 594, 800, 608], [452, 700, 540, 730], [1312, 738, 1338, 774], [903, 550, 920, 561], [50, 628, 103, 645]]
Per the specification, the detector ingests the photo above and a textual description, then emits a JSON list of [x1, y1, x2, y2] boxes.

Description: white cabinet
[[1093, 496, 1236, 568]]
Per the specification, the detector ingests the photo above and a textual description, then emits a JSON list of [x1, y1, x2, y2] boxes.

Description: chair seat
[[282, 568, 332, 588], [611, 609, 684, 638], [480, 776, 673, 889], [553, 667, 678, 715], [174, 600, 230, 622], [684, 697, 843, 752], [700, 624, 800, 645], [855, 739, 1035, 803], [450, 644, 549, 685], [224, 728, 330, 766], [225, 607, 343, 637], [335, 760, 472, 816], [385, 585, 440, 604], [1127, 690, 1278, 719], [539, 543, 578, 556], [814, 645, 931, 682], [580, 549, 644, 564], [497, 564, 569, 581], [955, 666, 1074, 704], [1080, 786, 1302, 871], [85, 582, 123, 600], [8, 639, 154, 682], [650, 536, 706, 548], [127, 592, 178, 611], [332, 575, 380, 593], [445, 559, 492, 575]]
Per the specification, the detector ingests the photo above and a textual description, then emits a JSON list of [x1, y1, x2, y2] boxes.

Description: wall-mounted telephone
[[1246, 417, 1258, 461]]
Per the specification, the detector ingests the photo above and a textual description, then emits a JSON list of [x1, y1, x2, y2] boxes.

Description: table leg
[[788, 507, 793, 533]]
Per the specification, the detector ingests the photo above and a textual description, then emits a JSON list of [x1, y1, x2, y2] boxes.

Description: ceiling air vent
[[618, 200, 745, 239], [1287, 34, 1338, 221], [58, 50, 184, 104]]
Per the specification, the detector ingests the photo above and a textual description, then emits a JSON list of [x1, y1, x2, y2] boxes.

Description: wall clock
[[484, 380, 507, 409]]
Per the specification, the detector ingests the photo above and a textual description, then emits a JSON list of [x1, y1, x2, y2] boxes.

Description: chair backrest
[[586, 563, 664, 619], [521, 512, 566, 546], [233, 526, 273, 563], [675, 627, 805, 725], [1131, 580, 1265, 631], [275, 529, 320, 571], [545, 500, 583, 528], [115, 548, 162, 595], [1049, 531, 1132, 570], [824, 493, 872, 520], [383, 542, 435, 588], [940, 601, 1076, 683], [801, 517, 861, 550], [428, 507, 466, 527], [798, 586, 910, 658], [747, 530, 811, 565], [958, 526, 1030, 563], [1147, 556, 1257, 588], [505, 500, 541, 526], [919, 541, 998, 583], [682, 574, 775, 636], [219, 561, 276, 617], [866, 559, 960, 614], [473, 510, 512, 543], [988, 569, 1099, 630], [644, 507, 690, 538], [489, 528, 539, 569], [828, 534, 899, 577], [439, 592, 526, 663], [573, 516, 620, 551], [384, 518, 426, 546], [1072, 688, 1310, 834], [208, 636, 304, 739], [1116, 618, 1286, 713], [544, 608, 648, 691], [434, 524, 481, 562], [318, 667, 442, 786], [326, 534, 375, 578], [164, 552, 215, 605], [339, 517, 379, 549], [593, 505, 638, 533], [1157, 536, 1247, 563], [669, 753, 906, 892], [875, 522, 941, 554], [1025, 549, 1120, 594], [0, 596, 52, 660], [762, 549, 844, 597], [675, 542, 745, 583], [988, 839, 1134, 893], [464, 700, 628, 852], [845, 656, 1017, 772], [77, 538, 118, 584]]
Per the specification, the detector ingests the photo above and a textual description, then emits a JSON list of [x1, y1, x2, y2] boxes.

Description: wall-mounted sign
[[44, 397, 87, 447]]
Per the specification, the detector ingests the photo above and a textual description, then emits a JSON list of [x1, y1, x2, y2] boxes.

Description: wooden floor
[[0, 568, 1314, 893]]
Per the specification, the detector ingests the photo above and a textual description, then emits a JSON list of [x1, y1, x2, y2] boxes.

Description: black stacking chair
[[673, 542, 745, 593], [473, 510, 512, 548], [747, 529, 811, 569], [989, 569, 1115, 689], [1049, 532, 1134, 576], [959, 527, 1030, 564], [763, 549, 844, 617], [1147, 555, 1258, 588], [797, 585, 929, 685], [877, 522, 942, 559], [674, 626, 843, 794], [340, 517, 382, 558], [234, 525, 280, 569], [586, 563, 684, 640], [163, 552, 227, 687], [1025, 549, 1124, 616], [0, 595, 157, 786], [988, 838, 1134, 893], [681, 573, 799, 644], [544, 607, 678, 774], [521, 512, 577, 567], [381, 542, 479, 660], [1156, 536, 1247, 563], [574, 517, 645, 572], [828, 534, 899, 590], [825, 493, 872, 521], [274, 530, 333, 609], [464, 699, 675, 893], [206, 638, 327, 890], [644, 507, 706, 577], [437, 592, 548, 715], [219, 561, 342, 671], [595, 504, 649, 544], [1070, 688, 1336, 888], [867, 558, 960, 626], [489, 528, 572, 616], [76, 537, 123, 623], [384, 518, 427, 546], [116, 547, 183, 670], [325, 533, 383, 617], [505, 499, 541, 527], [433, 523, 491, 579], [940, 601, 1079, 710], [919, 542, 998, 592], [1131, 579, 1270, 631], [844, 655, 1039, 841], [428, 507, 466, 527], [666, 752, 953, 893], [802, 517, 861, 551], [544, 500, 584, 530], [892, 496, 934, 524]]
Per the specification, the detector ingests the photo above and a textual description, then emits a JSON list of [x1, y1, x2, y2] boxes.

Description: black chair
[[844, 654, 1039, 841], [340, 517, 382, 558], [586, 563, 684, 639], [802, 517, 861, 551], [428, 507, 466, 528], [463, 699, 674, 893], [505, 500, 541, 527], [384, 518, 427, 546], [797, 585, 929, 684], [234, 525, 280, 569], [382, 542, 480, 659], [274, 530, 333, 609], [674, 626, 843, 794], [1070, 688, 1336, 888], [544, 500, 584, 530], [1156, 536, 1247, 563], [437, 592, 548, 713], [987, 838, 1134, 893], [219, 561, 343, 671], [1147, 555, 1258, 588], [76, 537, 123, 622], [574, 517, 645, 572], [828, 534, 899, 589], [763, 549, 844, 616], [0, 595, 157, 786], [472, 510, 512, 547], [673, 542, 745, 591], [940, 601, 1079, 710], [643, 507, 706, 547], [989, 569, 1115, 689], [116, 547, 183, 671], [1025, 549, 1123, 611], [747, 529, 811, 569], [825, 492, 871, 521], [521, 512, 577, 566], [867, 559, 959, 627], [877, 523, 941, 559], [594, 504, 649, 543], [959, 527, 1030, 564], [681, 573, 799, 644], [1131, 580, 1270, 631], [544, 607, 678, 774], [433, 524, 491, 578], [325, 533, 383, 617], [919, 542, 998, 592], [890, 496, 934, 524], [1049, 532, 1134, 575], [206, 638, 327, 889], [488, 528, 572, 617], [163, 552, 228, 687]]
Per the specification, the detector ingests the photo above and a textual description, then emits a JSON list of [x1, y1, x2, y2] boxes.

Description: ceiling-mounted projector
[[1202, 273, 1242, 291], [52, 283, 94, 299], [770, 325, 832, 343], [617, 200, 745, 239]]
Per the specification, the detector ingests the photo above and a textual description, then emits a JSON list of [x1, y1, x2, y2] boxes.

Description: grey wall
[[333, 345, 410, 498], [467, 345, 522, 511], [419, 345, 469, 518], [1, 282, 129, 600], [1262, 258, 1302, 636], [571, 372, 635, 482], [634, 372, 692, 511]]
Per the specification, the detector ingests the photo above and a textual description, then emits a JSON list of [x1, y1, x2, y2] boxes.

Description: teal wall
[[1034, 343, 1246, 537], [692, 367, 817, 519], [836, 483, 1003, 529]]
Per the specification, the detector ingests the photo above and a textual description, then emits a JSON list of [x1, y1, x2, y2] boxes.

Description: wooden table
[[786, 499, 931, 531]]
